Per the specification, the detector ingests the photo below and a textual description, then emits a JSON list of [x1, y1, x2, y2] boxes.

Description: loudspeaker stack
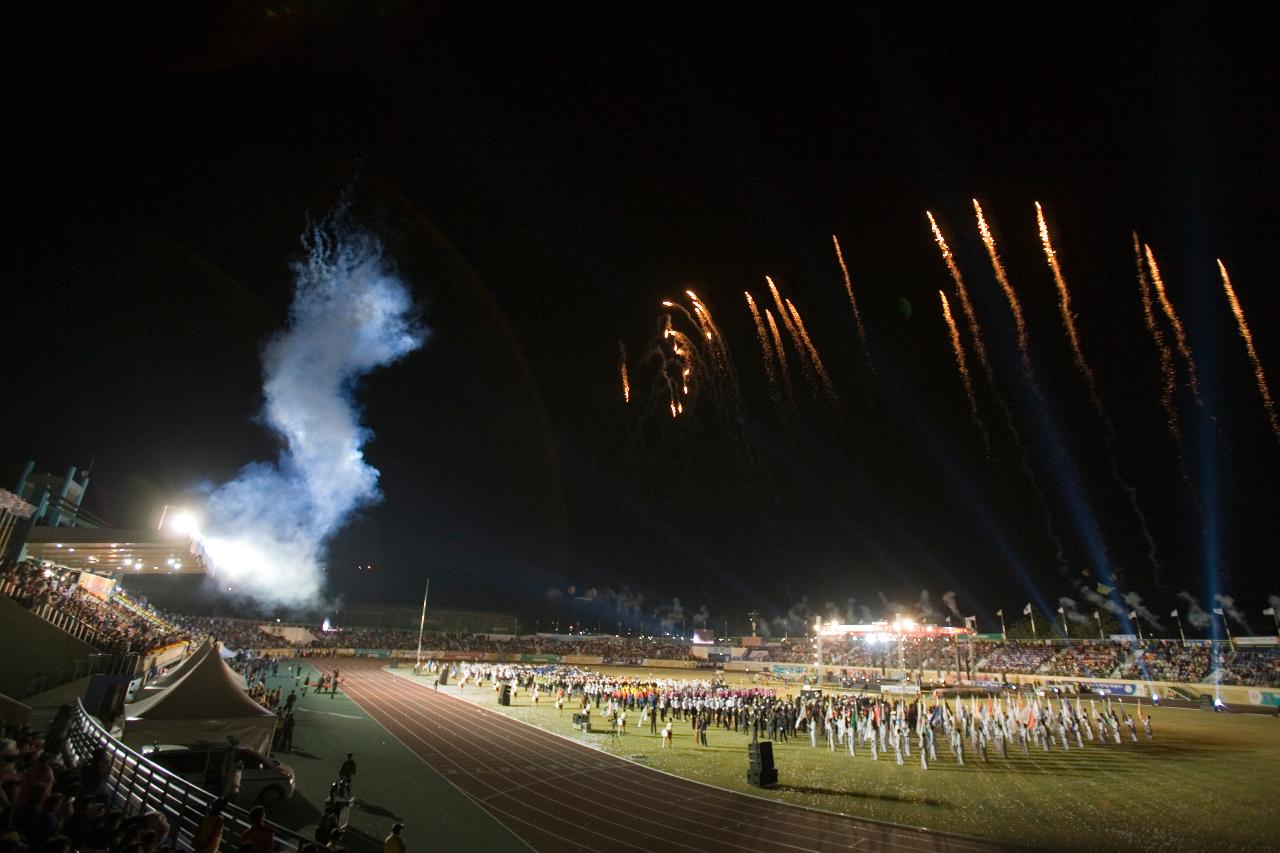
[[747, 740, 777, 787]]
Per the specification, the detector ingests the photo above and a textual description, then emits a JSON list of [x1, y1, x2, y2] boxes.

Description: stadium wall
[[722, 660, 1277, 706], [0, 594, 97, 697]]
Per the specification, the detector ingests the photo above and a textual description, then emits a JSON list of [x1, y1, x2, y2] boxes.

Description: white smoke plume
[[877, 591, 912, 619], [1079, 586, 1124, 619], [692, 604, 711, 630], [941, 590, 962, 620], [1213, 594, 1251, 631], [1057, 596, 1092, 626], [1177, 591, 1212, 630], [1270, 594, 1280, 616], [917, 590, 941, 622], [655, 597, 686, 633], [772, 596, 814, 635], [200, 203, 424, 605], [1123, 591, 1163, 629]]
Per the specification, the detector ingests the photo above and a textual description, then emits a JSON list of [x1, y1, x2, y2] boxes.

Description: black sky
[[6, 4, 1279, 633]]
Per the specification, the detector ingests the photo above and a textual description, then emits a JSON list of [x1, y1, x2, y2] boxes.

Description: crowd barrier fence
[[66, 701, 310, 853]]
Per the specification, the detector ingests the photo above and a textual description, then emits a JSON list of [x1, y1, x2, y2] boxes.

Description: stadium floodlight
[[158, 504, 200, 537]]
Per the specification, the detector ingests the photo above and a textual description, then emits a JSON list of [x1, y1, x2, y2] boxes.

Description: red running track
[[337, 660, 1012, 853]]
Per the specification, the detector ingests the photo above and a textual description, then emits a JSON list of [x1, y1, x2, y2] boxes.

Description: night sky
[[6, 4, 1278, 633]]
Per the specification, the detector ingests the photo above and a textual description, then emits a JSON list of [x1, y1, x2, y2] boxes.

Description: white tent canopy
[[140, 641, 246, 699], [122, 644, 275, 755], [138, 639, 213, 699]]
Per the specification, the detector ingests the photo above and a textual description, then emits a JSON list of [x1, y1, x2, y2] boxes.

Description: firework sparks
[[618, 340, 630, 403], [1145, 244, 1204, 408], [832, 234, 873, 372], [1037, 202, 1102, 415], [766, 276, 818, 388], [1135, 235, 1180, 438], [927, 210, 1069, 575], [744, 291, 779, 388], [1219, 260, 1280, 444], [786, 297, 838, 405], [927, 212, 994, 384], [764, 307, 795, 403], [974, 199, 1037, 393], [940, 290, 991, 456], [1040, 204, 1166, 586]]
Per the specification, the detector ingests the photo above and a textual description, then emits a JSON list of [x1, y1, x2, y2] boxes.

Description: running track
[[337, 661, 1011, 852]]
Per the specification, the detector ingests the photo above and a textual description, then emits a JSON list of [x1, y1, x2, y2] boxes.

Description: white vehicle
[[142, 744, 296, 808]]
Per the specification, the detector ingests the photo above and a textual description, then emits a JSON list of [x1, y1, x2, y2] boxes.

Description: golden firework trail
[[786, 297, 839, 405], [1144, 244, 1204, 408], [1037, 202, 1103, 416], [744, 291, 779, 387], [927, 212, 995, 385], [1135, 234, 1188, 465], [974, 199, 1037, 393], [1219, 260, 1280, 444], [766, 276, 817, 386], [1039, 205, 1166, 585], [927, 210, 1068, 574], [939, 290, 991, 456], [764, 307, 796, 403], [832, 234, 873, 372], [685, 289, 742, 407], [618, 340, 630, 404]]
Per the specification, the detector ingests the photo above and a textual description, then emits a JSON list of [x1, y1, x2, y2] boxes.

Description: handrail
[[67, 701, 310, 853]]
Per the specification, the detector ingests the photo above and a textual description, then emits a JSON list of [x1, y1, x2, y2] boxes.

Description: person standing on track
[[338, 752, 357, 795], [280, 712, 296, 752], [384, 823, 406, 853]]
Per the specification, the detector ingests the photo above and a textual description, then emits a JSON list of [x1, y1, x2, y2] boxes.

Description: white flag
[[995, 608, 1003, 617], [1023, 603, 1032, 615], [1213, 608, 1225, 615], [1170, 609, 1179, 618], [1057, 606, 1065, 614], [1264, 607, 1276, 616], [1128, 610, 1138, 620]]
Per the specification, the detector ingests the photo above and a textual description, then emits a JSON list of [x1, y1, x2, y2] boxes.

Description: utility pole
[[415, 577, 431, 670]]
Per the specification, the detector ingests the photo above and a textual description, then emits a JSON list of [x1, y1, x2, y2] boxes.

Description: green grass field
[[405, 667, 1280, 852]]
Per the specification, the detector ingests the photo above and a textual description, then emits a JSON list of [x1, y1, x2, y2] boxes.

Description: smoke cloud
[[771, 596, 814, 635], [941, 590, 962, 620], [1123, 591, 1163, 629], [1079, 585, 1124, 620], [917, 589, 941, 622], [1177, 591, 1211, 630], [1213, 594, 1250, 631], [200, 203, 424, 604], [1057, 596, 1092, 626]]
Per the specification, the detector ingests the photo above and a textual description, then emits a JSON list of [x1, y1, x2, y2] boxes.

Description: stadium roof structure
[[23, 526, 209, 575]]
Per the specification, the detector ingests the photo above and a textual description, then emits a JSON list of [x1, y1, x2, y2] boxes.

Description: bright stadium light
[[158, 504, 200, 537]]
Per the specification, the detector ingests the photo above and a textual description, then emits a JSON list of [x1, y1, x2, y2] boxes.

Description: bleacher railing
[[67, 701, 309, 853]]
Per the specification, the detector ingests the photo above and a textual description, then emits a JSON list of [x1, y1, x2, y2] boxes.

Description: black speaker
[[1199, 695, 1213, 711], [437, 668, 449, 686], [747, 767, 778, 787], [748, 741, 774, 771], [500, 684, 512, 706]]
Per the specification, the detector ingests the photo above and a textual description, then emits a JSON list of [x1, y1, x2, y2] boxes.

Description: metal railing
[[66, 702, 310, 853]]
